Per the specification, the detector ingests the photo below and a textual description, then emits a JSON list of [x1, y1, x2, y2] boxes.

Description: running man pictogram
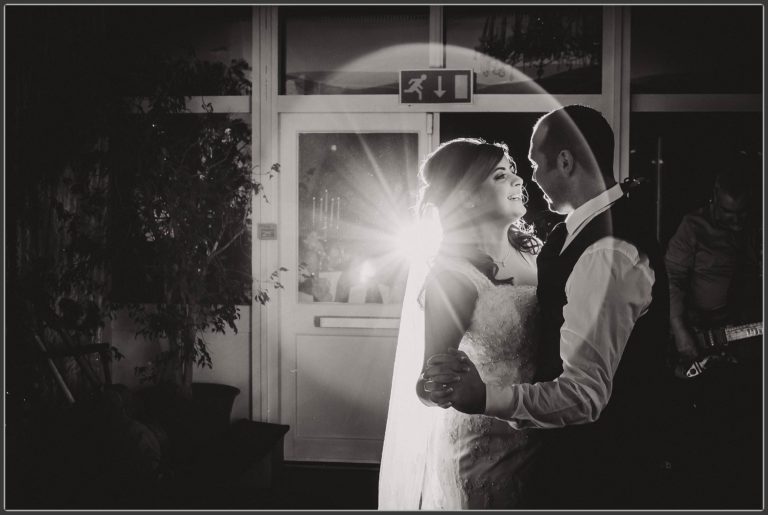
[[404, 74, 428, 101]]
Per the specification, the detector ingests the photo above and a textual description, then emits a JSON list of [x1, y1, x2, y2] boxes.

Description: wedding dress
[[379, 255, 541, 510]]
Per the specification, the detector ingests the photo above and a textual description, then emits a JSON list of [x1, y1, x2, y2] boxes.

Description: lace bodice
[[430, 255, 539, 382], [463, 283, 539, 384]]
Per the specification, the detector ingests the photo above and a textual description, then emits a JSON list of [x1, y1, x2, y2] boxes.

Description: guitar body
[[674, 321, 762, 379]]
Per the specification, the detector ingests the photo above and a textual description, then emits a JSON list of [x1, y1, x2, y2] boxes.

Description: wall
[[108, 305, 252, 421]]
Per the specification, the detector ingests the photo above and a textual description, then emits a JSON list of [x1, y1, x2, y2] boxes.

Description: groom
[[424, 105, 669, 508]]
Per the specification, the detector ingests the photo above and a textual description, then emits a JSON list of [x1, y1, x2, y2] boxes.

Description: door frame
[[276, 112, 431, 461]]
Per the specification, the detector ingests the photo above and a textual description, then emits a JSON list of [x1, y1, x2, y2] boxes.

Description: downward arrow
[[434, 76, 446, 98]]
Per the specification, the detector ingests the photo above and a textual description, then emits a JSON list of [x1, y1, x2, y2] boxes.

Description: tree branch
[[207, 227, 245, 263]]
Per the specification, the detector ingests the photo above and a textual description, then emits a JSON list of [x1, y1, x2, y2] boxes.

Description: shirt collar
[[565, 183, 624, 235]]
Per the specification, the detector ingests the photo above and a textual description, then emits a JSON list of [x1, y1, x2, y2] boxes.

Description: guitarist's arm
[[665, 218, 701, 361], [670, 317, 699, 361]]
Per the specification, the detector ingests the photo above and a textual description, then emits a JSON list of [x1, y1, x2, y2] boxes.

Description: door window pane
[[630, 6, 761, 94], [280, 7, 430, 95], [445, 6, 602, 94], [298, 133, 420, 303]]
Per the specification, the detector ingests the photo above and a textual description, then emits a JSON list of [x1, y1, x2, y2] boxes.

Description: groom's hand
[[423, 349, 486, 415]]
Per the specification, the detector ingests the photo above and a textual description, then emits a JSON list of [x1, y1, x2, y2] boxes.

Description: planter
[[190, 382, 241, 438], [135, 381, 241, 462]]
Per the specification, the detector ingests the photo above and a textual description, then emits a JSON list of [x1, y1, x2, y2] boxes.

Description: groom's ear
[[557, 149, 575, 176]]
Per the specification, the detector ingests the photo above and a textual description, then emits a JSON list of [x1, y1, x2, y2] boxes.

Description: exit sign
[[399, 69, 474, 104]]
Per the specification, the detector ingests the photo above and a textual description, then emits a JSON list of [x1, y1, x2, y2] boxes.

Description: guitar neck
[[724, 322, 763, 343]]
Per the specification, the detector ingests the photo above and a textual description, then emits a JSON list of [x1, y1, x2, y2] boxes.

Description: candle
[[324, 189, 329, 231], [336, 197, 341, 230], [324, 189, 329, 222], [312, 196, 316, 228]]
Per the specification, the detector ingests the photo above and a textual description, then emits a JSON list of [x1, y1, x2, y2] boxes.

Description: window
[[445, 6, 602, 94], [280, 6, 430, 95], [628, 6, 762, 249], [631, 6, 761, 94], [629, 112, 762, 245], [104, 6, 252, 96]]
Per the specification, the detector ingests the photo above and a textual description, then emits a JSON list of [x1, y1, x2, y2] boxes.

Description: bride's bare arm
[[416, 271, 478, 407]]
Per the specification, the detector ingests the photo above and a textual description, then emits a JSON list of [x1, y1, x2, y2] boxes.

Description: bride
[[379, 138, 543, 509]]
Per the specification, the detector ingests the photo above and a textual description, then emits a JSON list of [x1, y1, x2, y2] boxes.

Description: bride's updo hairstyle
[[417, 138, 541, 263]]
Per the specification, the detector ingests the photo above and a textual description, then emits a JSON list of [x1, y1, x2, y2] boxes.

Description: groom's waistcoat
[[535, 193, 669, 435]]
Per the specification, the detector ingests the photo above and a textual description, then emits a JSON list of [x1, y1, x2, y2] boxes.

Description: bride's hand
[[419, 368, 462, 409], [423, 350, 486, 414]]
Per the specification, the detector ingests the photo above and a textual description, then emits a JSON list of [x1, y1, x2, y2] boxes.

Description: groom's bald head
[[533, 105, 615, 183]]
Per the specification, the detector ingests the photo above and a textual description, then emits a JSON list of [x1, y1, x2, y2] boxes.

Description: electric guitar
[[675, 321, 763, 379]]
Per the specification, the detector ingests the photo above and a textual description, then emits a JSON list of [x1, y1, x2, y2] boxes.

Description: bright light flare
[[359, 260, 376, 283], [391, 216, 443, 264]]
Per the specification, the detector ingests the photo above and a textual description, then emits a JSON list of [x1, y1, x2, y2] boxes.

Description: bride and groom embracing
[[379, 105, 669, 510]]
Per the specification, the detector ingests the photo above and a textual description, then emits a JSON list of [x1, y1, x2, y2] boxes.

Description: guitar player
[[664, 168, 762, 508], [666, 169, 762, 371]]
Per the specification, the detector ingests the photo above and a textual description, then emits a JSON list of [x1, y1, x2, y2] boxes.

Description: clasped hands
[[420, 348, 486, 414]]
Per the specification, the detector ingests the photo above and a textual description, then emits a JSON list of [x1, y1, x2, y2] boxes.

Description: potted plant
[[8, 14, 285, 507], [115, 56, 280, 395]]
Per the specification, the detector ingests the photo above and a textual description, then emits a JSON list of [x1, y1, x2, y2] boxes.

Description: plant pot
[[191, 382, 241, 434], [138, 381, 241, 461]]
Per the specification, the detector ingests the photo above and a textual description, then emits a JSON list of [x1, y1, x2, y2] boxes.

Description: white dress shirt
[[485, 184, 655, 428]]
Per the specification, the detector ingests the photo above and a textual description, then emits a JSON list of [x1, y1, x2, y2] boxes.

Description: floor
[[197, 461, 381, 510], [270, 461, 380, 509]]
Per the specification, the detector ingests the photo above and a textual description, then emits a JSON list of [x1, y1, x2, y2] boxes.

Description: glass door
[[278, 113, 430, 462]]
